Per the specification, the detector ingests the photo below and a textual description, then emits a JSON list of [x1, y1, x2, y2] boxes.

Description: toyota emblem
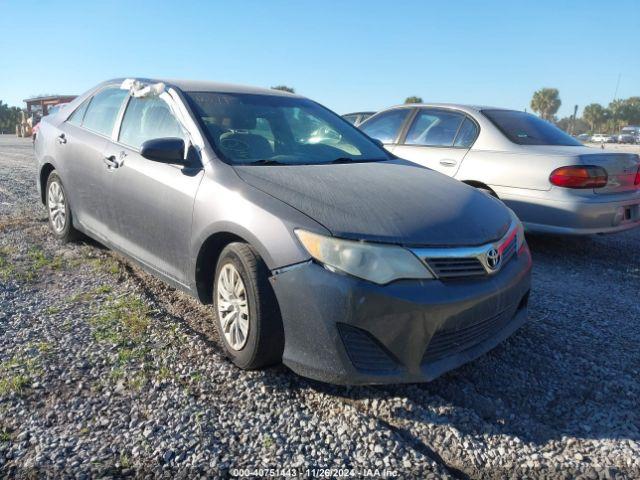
[[486, 248, 501, 270]]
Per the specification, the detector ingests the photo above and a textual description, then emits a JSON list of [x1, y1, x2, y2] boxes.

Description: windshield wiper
[[244, 159, 288, 166], [329, 157, 387, 164]]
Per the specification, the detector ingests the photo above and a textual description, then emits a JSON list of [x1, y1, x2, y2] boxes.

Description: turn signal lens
[[549, 166, 608, 189]]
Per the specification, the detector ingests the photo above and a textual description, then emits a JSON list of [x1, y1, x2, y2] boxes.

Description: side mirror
[[140, 137, 187, 165], [372, 138, 385, 148]]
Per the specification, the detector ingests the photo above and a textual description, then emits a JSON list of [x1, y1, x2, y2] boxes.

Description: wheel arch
[[461, 180, 498, 198], [194, 230, 256, 304], [39, 163, 56, 204]]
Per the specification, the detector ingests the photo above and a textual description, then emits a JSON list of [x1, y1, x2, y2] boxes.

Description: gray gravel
[[1, 134, 639, 478]]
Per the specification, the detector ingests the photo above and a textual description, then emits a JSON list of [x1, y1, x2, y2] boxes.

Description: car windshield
[[482, 109, 582, 146], [185, 92, 390, 165]]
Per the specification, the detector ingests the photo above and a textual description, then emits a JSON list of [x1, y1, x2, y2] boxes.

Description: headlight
[[295, 230, 433, 284], [508, 209, 526, 251]]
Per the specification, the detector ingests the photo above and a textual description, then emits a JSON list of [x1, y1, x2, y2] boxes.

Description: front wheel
[[46, 171, 79, 243], [213, 242, 284, 369]]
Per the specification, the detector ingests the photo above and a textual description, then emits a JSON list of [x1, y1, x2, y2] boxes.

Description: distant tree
[[271, 85, 295, 94], [0, 100, 22, 134], [582, 103, 607, 132], [557, 116, 589, 135], [624, 97, 640, 125], [530, 88, 561, 121], [607, 99, 629, 131], [404, 96, 423, 104]]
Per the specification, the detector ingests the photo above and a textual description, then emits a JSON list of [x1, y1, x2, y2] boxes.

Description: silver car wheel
[[48, 180, 66, 233], [216, 263, 250, 351]]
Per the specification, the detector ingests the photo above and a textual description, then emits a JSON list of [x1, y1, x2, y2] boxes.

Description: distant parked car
[[342, 111, 375, 126], [619, 126, 640, 144], [360, 104, 640, 235], [591, 133, 616, 143], [617, 132, 636, 144], [576, 133, 591, 143], [33, 79, 532, 385]]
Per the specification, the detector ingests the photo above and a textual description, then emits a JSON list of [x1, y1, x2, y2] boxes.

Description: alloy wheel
[[48, 180, 66, 233], [216, 263, 250, 350]]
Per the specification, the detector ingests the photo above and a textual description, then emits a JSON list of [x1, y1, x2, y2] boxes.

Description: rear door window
[[359, 109, 411, 144], [453, 118, 478, 147], [343, 114, 358, 125], [81, 87, 129, 137], [405, 109, 464, 147], [118, 96, 185, 149], [67, 99, 91, 126]]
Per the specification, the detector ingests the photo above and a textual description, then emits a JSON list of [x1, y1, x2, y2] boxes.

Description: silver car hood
[[234, 161, 511, 246]]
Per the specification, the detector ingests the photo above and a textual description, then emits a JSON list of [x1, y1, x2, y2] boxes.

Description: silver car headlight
[[295, 230, 433, 284]]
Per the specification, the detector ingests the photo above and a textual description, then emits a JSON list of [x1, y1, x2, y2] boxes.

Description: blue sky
[[1, 0, 638, 117]]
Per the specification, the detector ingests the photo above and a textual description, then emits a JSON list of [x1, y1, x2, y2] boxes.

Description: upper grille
[[412, 222, 520, 280], [428, 257, 486, 278]]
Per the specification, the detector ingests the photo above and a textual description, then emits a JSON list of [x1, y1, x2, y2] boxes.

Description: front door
[[392, 108, 478, 177], [103, 95, 204, 285]]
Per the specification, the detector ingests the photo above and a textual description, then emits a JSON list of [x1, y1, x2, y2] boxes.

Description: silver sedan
[[360, 104, 640, 234]]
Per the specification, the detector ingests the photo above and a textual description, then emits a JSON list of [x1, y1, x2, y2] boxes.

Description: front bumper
[[270, 245, 532, 385], [500, 190, 640, 235]]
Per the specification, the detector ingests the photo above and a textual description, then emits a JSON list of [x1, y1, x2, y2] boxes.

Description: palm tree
[[404, 96, 423, 104], [530, 88, 561, 121], [608, 99, 631, 132], [271, 85, 295, 94], [582, 103, 607, 132]]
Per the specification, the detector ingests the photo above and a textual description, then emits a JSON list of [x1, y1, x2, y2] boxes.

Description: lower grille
[[422, 309, 513, 363], [338, 324, 398, 372]]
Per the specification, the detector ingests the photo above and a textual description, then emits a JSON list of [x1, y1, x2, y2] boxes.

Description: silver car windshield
[[185, 92, 389, 165]]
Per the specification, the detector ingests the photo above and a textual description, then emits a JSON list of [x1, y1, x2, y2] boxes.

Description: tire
[[478, 187, 498, 199], [45, 171, 79, 243], [213, 242, 284, 369]]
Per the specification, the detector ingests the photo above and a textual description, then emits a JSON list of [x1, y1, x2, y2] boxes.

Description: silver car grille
[[412, 223, 519, 280]]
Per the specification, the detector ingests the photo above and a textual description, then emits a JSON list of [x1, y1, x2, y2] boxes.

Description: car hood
[[234, 160, 511, 246]]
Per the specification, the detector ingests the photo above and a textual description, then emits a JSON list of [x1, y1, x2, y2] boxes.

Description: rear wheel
[[477, 186, 498, 198], [213, 242, 284, 369], [46, 171, 79, 243]]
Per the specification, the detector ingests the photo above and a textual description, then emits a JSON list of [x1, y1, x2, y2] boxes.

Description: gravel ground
[[1, 134, 639, 479]]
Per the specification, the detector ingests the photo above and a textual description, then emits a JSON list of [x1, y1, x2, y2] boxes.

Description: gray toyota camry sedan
[[35, 78, 532, 385]]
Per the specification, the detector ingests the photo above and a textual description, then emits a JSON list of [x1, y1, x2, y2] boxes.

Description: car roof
[[382, 103, 506, 114], [343, 111, 376, 116], [108, 77, 303, 98]]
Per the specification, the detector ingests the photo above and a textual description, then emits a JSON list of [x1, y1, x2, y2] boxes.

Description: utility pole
[[570, 105, 578, 135]]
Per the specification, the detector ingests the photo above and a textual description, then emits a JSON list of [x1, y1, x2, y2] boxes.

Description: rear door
[[359, 108, 413, 154], [392, 108, 477, 176], [102, 94, 204, 284], [57, 86, 129, 236]]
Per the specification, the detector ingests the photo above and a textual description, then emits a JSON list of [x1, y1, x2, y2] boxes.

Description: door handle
[[57, 134, 67, 145], [439, 159, 457, 167], [103, 155, 118, 169], [104, 153, 126, 170]]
